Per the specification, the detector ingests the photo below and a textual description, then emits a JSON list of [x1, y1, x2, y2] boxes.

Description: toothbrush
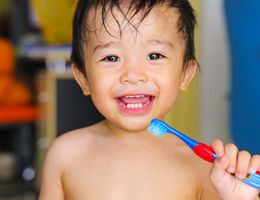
[[147, 119, 260, 189]]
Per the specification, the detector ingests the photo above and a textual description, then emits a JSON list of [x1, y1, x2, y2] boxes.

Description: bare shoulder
[[46, 120, 107, 165], [164, 135, 221, 199], [39, 121, 106, 199], [42, 120, 108, 180]]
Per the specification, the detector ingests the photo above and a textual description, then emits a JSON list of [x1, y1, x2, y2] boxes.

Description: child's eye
[[102, 56, 120, 62], [147, 53, 164, 60]]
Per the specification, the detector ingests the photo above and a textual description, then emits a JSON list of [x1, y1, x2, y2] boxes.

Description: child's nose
[[119, 64, 148, 84]]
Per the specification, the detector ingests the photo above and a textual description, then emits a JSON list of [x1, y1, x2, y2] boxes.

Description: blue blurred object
[[224, 0, 260, 154]]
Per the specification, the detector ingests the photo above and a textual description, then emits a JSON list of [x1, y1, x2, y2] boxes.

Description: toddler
[[40, 0, 260, 199]]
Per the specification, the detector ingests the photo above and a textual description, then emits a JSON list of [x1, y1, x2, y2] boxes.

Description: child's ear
[[179, 59, 197, 91], [72, 64, 90, 96]]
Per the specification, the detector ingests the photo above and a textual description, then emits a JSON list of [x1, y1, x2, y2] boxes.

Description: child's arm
[[209, 139, 260, 200], [39, 139, 66, 200]]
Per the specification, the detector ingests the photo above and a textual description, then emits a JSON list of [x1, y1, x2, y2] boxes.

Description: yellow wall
[[165, 0, 200, 139]]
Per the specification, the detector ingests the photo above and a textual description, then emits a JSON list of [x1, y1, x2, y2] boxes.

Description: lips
[[115, 95, 155, 114]]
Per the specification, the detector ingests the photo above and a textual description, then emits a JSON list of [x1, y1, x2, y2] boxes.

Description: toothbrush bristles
[[148, 121, 168, 136]]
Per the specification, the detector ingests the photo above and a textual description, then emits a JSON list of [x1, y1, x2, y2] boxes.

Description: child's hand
[[209, 139, 260, 200]]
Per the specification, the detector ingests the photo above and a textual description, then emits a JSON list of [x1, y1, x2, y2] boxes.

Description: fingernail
[[219, 155, 226, 163], [228, 167, 234, 173], [249, 167, 256, 173], [217, 152, 224, 157]]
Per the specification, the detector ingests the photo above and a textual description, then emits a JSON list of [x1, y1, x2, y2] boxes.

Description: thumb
[[210, 155, 233, 193]]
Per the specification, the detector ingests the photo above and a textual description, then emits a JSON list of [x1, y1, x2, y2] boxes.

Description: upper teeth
[[125, 95, 144, 98]]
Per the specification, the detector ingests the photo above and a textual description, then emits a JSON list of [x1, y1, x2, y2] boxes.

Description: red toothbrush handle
[[193, 143, 217, 163]]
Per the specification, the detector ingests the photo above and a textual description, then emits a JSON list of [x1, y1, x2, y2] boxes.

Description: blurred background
[[0, 0, 259, 199]]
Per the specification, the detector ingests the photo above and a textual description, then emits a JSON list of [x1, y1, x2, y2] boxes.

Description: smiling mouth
[[115, 95, 155, 113]]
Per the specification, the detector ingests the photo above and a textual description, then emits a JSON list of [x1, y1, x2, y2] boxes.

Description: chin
[[115, 116, 153, 132]]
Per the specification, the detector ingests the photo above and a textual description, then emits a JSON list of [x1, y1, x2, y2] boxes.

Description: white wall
[[199, 0, 231, 144]]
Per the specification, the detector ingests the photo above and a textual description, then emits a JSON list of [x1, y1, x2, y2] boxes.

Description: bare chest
[[62, 151, 199, 200]]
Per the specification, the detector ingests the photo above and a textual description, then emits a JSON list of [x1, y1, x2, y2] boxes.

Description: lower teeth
[[117, 96, 153, 109], [127, 104, 142, 109], [126, 100, 150, 109]]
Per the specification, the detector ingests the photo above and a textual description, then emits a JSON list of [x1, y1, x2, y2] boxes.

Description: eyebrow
[[92, 39, 174, 54], [145, 39, 174, 49], [92, 42, 120, 54]]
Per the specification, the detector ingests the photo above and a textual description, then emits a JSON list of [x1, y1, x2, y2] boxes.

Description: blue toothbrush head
[[147, 119, 168, 136]]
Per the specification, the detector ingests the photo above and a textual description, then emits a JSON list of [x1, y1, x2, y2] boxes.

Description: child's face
[[73, 5, 196, 133]]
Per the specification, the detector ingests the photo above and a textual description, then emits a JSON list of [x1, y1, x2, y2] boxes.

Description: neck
[[103, 119, 157, 143]]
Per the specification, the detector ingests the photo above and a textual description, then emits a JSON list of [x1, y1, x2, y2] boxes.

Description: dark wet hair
[[71, 0, 197, 75]]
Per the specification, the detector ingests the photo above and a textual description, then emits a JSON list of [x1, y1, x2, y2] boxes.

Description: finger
[[224, 143, 238, 174], [235, 151, 251, 180], [210, 155, 230, 185], [249, 155, 260, 173], [211, 139, 224, 157]]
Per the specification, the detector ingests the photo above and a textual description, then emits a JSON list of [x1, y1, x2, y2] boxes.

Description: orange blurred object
[[0, 38, 14, 73], [0, 38, 33, 105], [0, 105, 38, 124]]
